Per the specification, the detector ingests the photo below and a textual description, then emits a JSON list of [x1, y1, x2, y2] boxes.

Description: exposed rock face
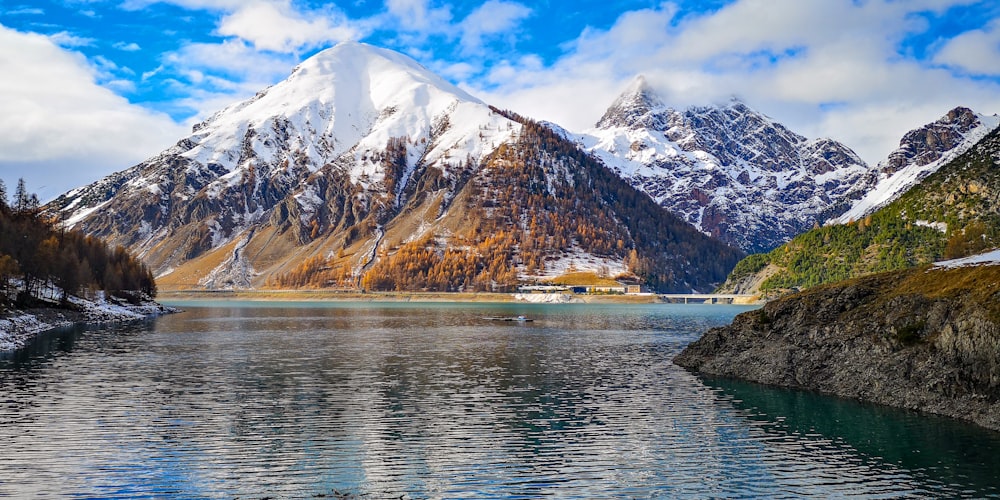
[[831, 107, 999, 224], [581, 76, 870, 253], [718, 121, 1000, 297], [675, 264, 1000, 431], [884, 107, 983, 175]]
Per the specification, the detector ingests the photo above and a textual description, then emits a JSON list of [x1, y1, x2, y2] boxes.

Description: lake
[[2, 301, 999, 498]]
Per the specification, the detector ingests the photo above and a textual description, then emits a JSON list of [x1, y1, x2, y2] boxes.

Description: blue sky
[[3, 0, 1000, 200]]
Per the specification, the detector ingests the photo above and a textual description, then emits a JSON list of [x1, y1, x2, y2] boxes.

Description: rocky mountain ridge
[[720, 112, 1000, 296], [578, 76, 869, 253], [47, 42, 742, 293], [832, 107, 1000, 224]]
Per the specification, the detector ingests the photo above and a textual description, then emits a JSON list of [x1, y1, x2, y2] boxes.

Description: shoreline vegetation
[[0, 180, 168, 352], [0, 293, 175, 351]]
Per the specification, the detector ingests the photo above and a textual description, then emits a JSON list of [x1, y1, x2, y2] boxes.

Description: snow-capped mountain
[[831, 107, 1000, 224], [578, 76, 869, 253], [48, 42, 741, 292]]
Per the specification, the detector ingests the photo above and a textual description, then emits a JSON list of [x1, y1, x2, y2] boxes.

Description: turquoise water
[[1, 301, 999, 498]]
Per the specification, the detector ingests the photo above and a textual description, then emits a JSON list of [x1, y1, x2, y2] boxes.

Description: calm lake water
[[2, 301, 1000, 498]]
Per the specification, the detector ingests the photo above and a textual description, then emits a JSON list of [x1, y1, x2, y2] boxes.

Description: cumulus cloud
[[0, 24, 186, 200], [385, 0, 453, 34], [216, 1, 365, 53], [933, 18, 1000, 76], [474, 0, 1000, 165], [458, 1, 532, 52]]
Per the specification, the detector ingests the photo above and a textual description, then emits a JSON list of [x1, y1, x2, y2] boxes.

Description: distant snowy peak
[[580, 79, 868, 253], [832, 107, 1000, 225], [596, 75, 667, 129]]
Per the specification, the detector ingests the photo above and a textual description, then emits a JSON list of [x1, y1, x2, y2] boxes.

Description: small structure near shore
[[659, 293, 756, 304]]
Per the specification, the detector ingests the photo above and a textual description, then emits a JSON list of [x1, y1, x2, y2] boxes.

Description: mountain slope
[[357, 112, 743, 292], [47, 43, 742, 293], [578, 76, 869, 253], [832, 107, 1000, 224], [720, 119, 1000, 295]]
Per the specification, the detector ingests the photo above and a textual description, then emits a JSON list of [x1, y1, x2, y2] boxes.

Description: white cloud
[[46, 31, 94, 47], [458, 1, 531, 52], [933, 18, 1000, 76], [385, 0, 453, 33], [159, 39, 300, 119], [114, 41, 142, 51], [0, 24, 186, 200], [473, 0, 1000, 166], [7, 7, 44, 15], [120, 0, 246, 10], [216, 1, 365, 53]]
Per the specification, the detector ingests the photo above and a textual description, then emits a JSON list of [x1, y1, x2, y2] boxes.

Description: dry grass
[[157, 237, 241, 289], [893, 264, 1000, 320]]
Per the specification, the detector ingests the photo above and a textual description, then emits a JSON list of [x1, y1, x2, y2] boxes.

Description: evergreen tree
[[14, 178, 29, 214], [0, 178, 8, 214]]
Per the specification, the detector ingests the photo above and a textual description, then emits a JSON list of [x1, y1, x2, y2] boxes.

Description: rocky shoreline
[[674, 263, 1000, 431], [0, 294, 176, 351]]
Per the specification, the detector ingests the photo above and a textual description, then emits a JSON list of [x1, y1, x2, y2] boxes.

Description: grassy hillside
[[722, 125, 1000, 293]]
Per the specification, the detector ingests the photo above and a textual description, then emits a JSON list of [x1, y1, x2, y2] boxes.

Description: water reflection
[[0, 302, 997, 498], [706, 376, 1000, 495]]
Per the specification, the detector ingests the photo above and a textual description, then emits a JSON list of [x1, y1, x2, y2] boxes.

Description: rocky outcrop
[[675, 263, 1000, 431], [581, 76, 870, 253]]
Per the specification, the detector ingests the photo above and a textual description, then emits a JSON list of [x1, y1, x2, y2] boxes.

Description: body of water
[[2, 301, 999, 498]]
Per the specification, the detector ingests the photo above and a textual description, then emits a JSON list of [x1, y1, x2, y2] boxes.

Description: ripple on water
[[1, 303, 999, 498]]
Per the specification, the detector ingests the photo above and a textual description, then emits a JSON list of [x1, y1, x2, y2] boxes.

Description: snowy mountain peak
[[832, 107, 1000, 224], [185, 40, 493, 176], [596, 75, 667, 129], [288, 41, 481, 106], [580, 85, 869, 253], [50, 42, 524, 288]]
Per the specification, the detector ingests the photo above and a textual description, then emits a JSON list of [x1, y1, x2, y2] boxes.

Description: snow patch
[[933, 249, 1000, 269], [514, 293, 581, 304], [832, 112, 1000, 225], [915, 220, 947, 233], [64, 199, 110, 228], [0, 289, 173, 351], [521, 249, 627, 280]]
